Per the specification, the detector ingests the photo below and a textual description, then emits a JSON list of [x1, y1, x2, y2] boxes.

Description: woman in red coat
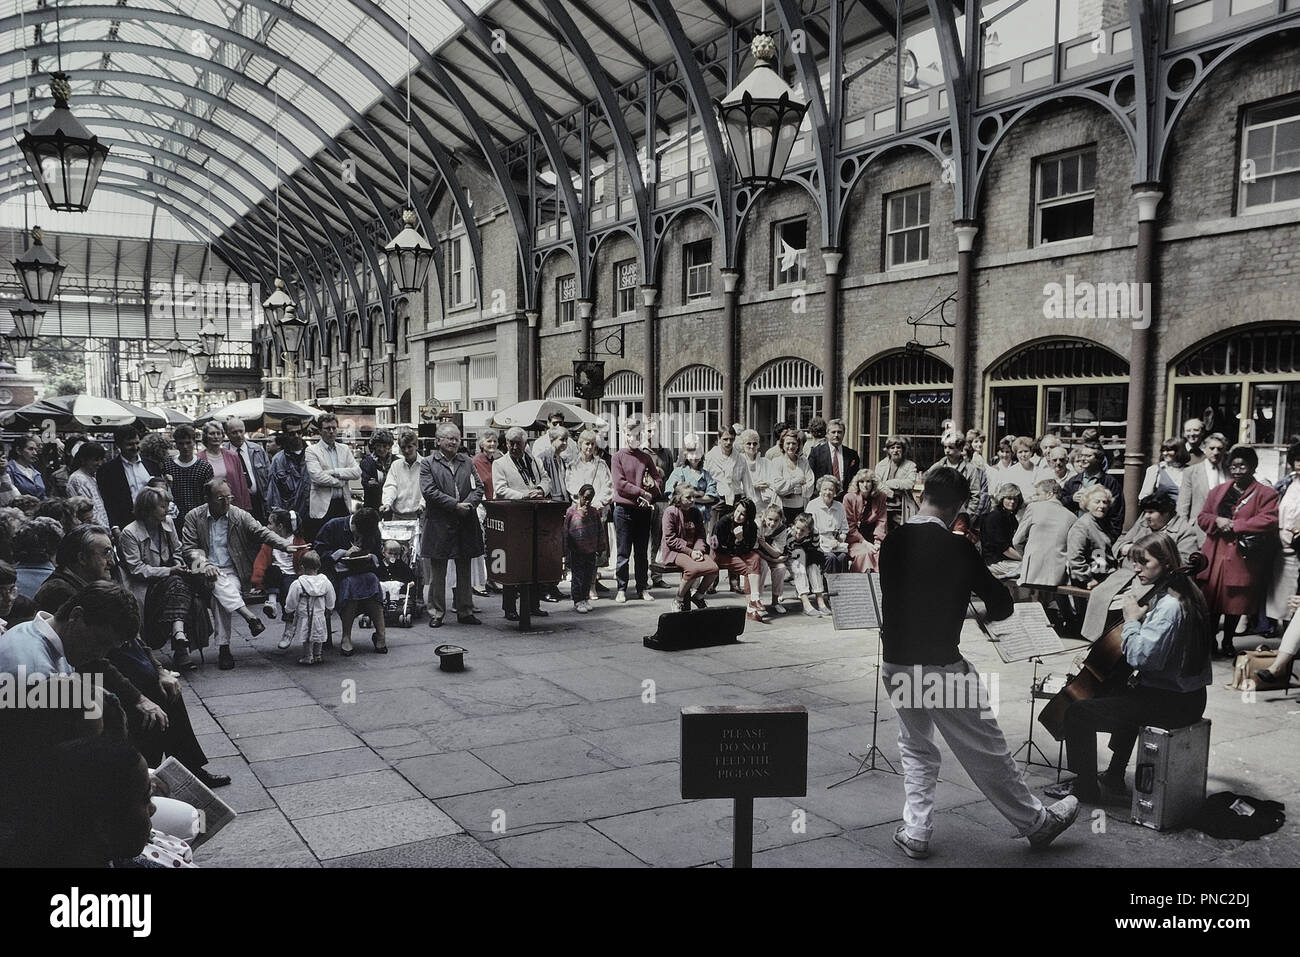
[[1197, 445, 1280, 656], [844, 469, 889, 573]]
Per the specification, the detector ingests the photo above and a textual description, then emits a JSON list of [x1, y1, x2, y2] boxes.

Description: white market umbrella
[[1, 394, 166, 430], [490, 399, 603, 431], [195, 397, 325, 429]]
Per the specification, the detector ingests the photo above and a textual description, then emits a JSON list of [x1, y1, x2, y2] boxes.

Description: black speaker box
[[643, 606, 746, 651]]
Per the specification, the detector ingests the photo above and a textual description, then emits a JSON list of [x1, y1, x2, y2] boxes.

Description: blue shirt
[[208, 508, 232, 568], [0, 612, 71, 675], [1122, 591, 1212, 693]]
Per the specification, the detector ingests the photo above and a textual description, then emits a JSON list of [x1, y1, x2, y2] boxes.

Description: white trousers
[[210, 566, 245, 647], [883, 659, 1045, 842]]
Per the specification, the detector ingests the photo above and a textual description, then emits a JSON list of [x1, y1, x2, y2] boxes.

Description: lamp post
[[714, 32, 809, 188], [268, 302, 309, 402]]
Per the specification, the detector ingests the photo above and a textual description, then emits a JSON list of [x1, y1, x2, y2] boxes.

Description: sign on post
[[680, 705, 808, 868]]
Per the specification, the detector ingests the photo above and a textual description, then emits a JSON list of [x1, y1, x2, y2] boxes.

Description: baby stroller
[[378, 518, 426, 627]]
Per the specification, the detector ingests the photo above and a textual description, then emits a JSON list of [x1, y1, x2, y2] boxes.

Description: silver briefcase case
[[1130, 719, 1211, 831]]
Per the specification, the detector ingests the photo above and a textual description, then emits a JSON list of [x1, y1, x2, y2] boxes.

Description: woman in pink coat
[[1197, 445, 1280, 656], [200, 421, 252, 512], [843, 469, 888, 572]]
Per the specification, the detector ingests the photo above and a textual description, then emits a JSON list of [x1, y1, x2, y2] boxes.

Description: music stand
[[1009, 656, 1063, 779], [824, 573, 899, 788]]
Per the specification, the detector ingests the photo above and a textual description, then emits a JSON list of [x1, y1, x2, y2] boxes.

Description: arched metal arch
[[2, 2, 476, 300], [649, 201, 725, 281], [772, 0, 834, 249], [6, 77, 387, 338]]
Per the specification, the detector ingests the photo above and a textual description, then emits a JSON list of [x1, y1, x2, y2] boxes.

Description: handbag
[[1227, 645, 1290, 691], [1234, 533, 1266, 561]]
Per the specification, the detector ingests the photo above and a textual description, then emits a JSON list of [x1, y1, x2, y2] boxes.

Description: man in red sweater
[[610, 418, 663, 603]]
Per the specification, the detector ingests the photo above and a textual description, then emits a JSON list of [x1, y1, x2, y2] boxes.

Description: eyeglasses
[[211, 495, 233, 503]]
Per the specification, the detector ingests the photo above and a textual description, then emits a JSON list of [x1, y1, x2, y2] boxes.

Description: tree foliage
[[32, 338, 86, 396]]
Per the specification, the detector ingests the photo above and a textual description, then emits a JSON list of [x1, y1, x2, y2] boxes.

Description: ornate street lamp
[[6, 299, 45, 359], [714, 32, 809, 188], [143, 361, 164, 391], [261, 277, 294, 326], [163, 336, 190, 369], [189, 343, 212, 377], [273, 301, 309, 356], [384, 209, 435, 293], [197, 318, 223, 355], [18, 73, 110, 213], [11, 227, 66, 303]]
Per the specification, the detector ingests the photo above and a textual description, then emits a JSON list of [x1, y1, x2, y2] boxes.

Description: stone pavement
[[180, 583, 1300, 868]]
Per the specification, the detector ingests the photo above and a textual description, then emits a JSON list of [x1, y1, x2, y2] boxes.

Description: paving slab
[[218, 704, 340, 738], [202, 686, 318, 717], [396, 751, 514, 798], [491, 823, 649, 868], [327, 686, 465, 732], [201, 754, 275, 814], [471, 734, 623, 784], [249, 747, 389, 788], [293, 798, 461, 860], [431, 674, 586, 716], [270, 768, 423, 820], [322, 834, 505, 868], [237, 725, 365, 762], [195, 731, 241, 759], [196, 807, 320, 868], [421, 710, 574, 751]]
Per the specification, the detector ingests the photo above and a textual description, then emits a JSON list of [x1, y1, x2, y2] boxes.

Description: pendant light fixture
[[11, 227, 66, 303], [262, 73, 296, 326], [382, 0, 434, 294]]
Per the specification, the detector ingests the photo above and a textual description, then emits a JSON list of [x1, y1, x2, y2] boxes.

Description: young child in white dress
[[283, 550, 336, 665]]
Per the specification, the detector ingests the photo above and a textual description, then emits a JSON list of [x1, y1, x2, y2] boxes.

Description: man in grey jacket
[[421, 424, 484, 628], [182, 479, 300, 670]]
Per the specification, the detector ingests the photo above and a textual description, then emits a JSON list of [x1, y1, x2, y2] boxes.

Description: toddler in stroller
[[378, 519, 425, 627]]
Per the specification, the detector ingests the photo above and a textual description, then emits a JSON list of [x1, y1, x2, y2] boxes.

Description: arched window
[[445, 201, 475, 311], [986, 337, 1128, 468], [1169, 324, 1300, 451], [545, 375, 576, 401], [746, 358, 823, 449], [851, 351, 953, 467], [600, 370, 644, 452], [664, 365, 723, 454]]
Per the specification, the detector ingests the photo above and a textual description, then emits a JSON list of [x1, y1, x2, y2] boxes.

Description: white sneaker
[[575, 602, 591, 614], [893, 825, 930, 860], [615, 590, 628, 604], [1027, 796, 1080, 849], [671, 599, 686, 613], [640, 590, 655, 602]]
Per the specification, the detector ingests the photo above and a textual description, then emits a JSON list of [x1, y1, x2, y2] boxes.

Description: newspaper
[[154, 756, 237, 848]]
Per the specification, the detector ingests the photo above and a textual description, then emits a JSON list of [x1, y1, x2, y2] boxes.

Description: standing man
[[181, 479, 299, 670], [1176, 432, 1229, 543], [304, 413, 360, 541], [492, 427, 550, 622], [421, 424, 484, 628], [924, 430, 985, 528], [643, 418, 674, 590], [611, 417, 663, 603], [224, 417, 271, 522], [809, 419, 861, 499], [1183, 418, 1206, 465], [266, 416, 310, 520], [98, 427, 160, 530], [537, 427, 572, 602], [704, 427, 746, 510], [878, 468, 1079, 860]]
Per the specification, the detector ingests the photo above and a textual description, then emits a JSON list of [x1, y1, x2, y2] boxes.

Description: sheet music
[[980, 603, 1064, 662], [826, 573, 882, 631]]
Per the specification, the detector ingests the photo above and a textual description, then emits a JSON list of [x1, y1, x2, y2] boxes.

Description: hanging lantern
[[274, 302, 309, 356], [261, 276, 294, 325], [189, 344, 212, 377], [383, 209, 435, 293], [713, 34, 809, 188], [197, 318, 223, 355], [143, 361, 164, 391], [9, 299, 45, 342], [163, 336, 190, 369], [11, 227, 66, 303], [18, 73, 111, 213]]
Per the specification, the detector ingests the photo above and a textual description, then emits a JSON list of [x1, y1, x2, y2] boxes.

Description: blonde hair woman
[[844, 469, 889, 572]]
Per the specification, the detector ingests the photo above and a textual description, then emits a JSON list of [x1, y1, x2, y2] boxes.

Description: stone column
[[642, 286, 659, 417], [1124, 185, 1164, 529], [821, 249, 842, 419], [526, 309, 540, 400], [721, 269, 740, 428], [952, 222, 980, 432], [459, 355, 471, 413]]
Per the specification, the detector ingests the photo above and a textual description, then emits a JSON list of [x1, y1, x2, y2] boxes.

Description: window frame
[[683, 239, 713, 302], [772, 217, 809, 287], [614, 258, 638, 315], [1034, 146, 1098, 246], [884, 185, 932, 270], [557, 273, 577, 325], [1238, 98, 1300, 215]]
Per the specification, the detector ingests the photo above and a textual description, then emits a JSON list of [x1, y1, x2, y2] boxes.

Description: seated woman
[[118, 486, 209, 672], [315, 506, 388, 656], [712, 497, 768, 622], [843, 469, 888, 573], [1068, 486, 1116, 589], [786, 512, 830, 617], [664, 433, 719, 526], [981, 483, 1024, 580], [658, 483, 718, 613], [756, 505, 790, 614], [12, 518, 61, 599], [807, 476, 851, 574], [1062, 531, 1212, 803]]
